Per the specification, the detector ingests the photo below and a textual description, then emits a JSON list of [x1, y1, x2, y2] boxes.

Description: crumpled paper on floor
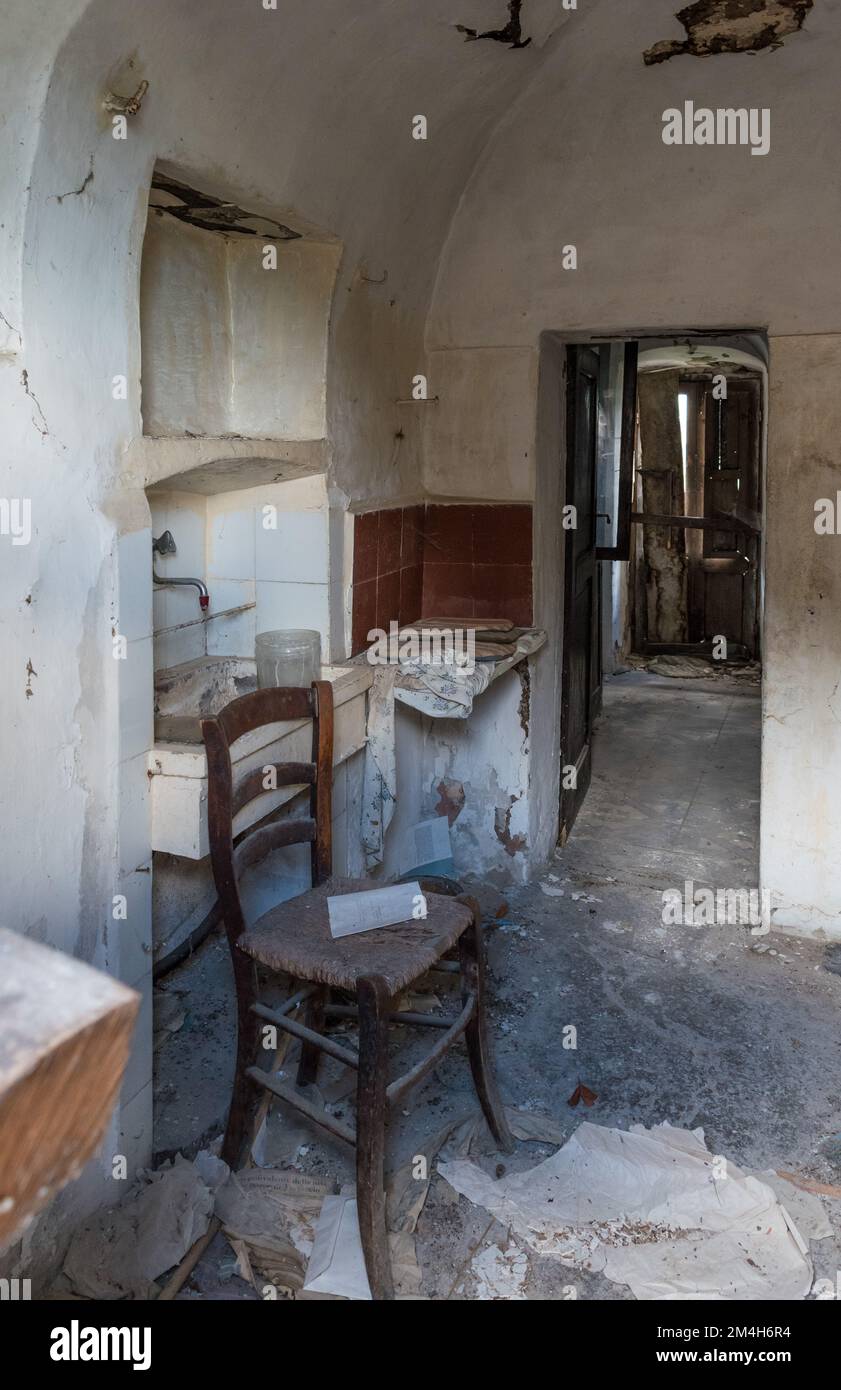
[[62, 1151, 228, 1299], [215, 1168, 330, 1296], [439, 1122, 823, 1300]]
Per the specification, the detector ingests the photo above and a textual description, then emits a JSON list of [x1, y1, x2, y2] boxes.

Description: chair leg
[[458, 899, 515, 1154], [221, 949, 264, 1168], [296, 983, 327, 1087], [356, 974, 394, 1300]]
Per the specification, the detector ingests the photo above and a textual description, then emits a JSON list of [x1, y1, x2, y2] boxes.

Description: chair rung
[[276, 984, 320, 1016], [325, 1003, 453, 1029], [245, 1067, 356, 1147], [386, 993, 476, 1108], [251, 1002, 359, 1070]]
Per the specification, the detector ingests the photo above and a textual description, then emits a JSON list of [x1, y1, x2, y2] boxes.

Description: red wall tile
[[352, 503, 533, 654]]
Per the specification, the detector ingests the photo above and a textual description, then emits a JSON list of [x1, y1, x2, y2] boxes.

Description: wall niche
[[139, 169, 341, 440]]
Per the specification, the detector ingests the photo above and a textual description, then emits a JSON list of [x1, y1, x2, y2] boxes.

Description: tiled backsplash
[[351, 503, 532, 654]]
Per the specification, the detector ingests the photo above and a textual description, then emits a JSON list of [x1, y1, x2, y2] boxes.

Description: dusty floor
[[155, 673, 841, 1299]]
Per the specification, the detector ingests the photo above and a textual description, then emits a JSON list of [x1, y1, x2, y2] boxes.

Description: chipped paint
[[644, 0, 813, 66], [456, 1, 532, 49], [517, 663, 531, 737], [149, 172, 301, 241], [434, 778, 466, 825], [495, 796, 528, 855]]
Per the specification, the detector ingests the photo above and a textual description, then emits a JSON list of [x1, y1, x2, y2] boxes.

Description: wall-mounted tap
[[152, 530, 210, 611]]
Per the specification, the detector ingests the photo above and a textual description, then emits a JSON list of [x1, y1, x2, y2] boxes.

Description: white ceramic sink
[[149, 657, 372, 858]]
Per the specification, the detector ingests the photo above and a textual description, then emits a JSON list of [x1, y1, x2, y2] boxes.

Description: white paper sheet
[[303, 1187, 372, 1300], [439, 1122, 821, 1301], [327, 881, 426, 939]]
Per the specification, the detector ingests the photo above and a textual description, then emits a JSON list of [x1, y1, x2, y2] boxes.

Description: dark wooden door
[[560, 346, 602, 843], [689, 378, 761, 657]]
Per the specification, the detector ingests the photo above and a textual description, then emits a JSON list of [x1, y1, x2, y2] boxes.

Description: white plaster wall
[[425, 0, 841, 935], [140, 213, 340, 439], [762, 336, 841, 938], [228, 238, 340, 440], [424, 347, 538, 500], [140, 215, 232, 438], [429, 0, 841, 365]]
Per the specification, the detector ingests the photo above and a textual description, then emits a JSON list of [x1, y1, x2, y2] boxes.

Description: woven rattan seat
[[239, 877, 471, 995]]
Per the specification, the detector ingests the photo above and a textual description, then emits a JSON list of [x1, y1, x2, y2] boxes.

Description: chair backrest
[[202, 681, 334, 944]]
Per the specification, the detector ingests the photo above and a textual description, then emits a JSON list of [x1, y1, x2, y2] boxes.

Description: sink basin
[[148, 657, 373, 857], [155, 656, 257, 743]]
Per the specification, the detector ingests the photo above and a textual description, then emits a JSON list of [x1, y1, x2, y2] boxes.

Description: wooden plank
[[0, 930, 139, 1250]]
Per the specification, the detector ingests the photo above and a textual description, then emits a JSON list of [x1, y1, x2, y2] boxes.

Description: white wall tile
[[206, 604, 256, 657], [256, 509, 328, 584], [153, 619, 206, 671], [207, 506, 256, 580], [256, 580, 329, 642], [208, 578, 255, 612]]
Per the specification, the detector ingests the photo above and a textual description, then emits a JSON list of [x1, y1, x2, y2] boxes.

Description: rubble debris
[[215, 1167, 330, 1297], [62, 1151, 228, 1299], [438, 1122, 826, 1299], [567, 1082, 598, 1108], [468, 1238, 529, 1299], [627, 652, 761, 681]]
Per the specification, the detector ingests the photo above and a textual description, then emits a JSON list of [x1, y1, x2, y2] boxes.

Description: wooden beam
[[631, 511, 757, 534], [0, 930, 140, 1251]]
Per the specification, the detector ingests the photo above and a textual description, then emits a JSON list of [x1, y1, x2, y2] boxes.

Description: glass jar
[[255, 629, 321, 689]]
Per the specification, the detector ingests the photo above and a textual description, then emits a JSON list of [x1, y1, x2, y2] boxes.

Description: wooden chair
[[202, 680, 513, 1299]]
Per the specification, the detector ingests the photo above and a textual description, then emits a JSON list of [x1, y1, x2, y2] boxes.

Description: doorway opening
[[558, 334, 767, 880]]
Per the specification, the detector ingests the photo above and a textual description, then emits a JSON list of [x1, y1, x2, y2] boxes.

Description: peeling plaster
[[644, 0, 813, 65], [434, 777, 466, 824], [517, 663, 530, 737], [456, 1, 532, 49], [149, 173, 301, 241], [495, 795, 528, 855]]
